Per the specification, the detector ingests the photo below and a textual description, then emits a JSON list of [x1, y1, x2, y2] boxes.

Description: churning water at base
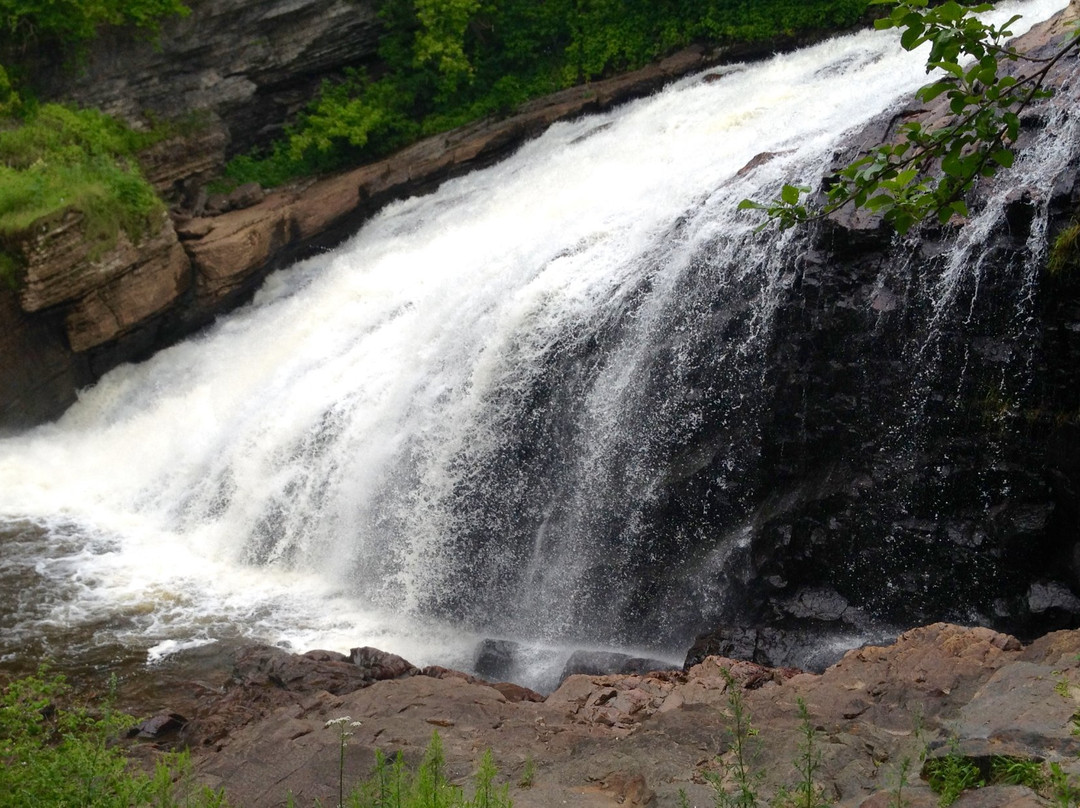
[[0, 0, 1071, 689]]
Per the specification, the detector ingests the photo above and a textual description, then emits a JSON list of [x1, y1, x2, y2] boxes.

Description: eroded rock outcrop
[[9, 211, 191, 353], [177, 624, 1080, 808]]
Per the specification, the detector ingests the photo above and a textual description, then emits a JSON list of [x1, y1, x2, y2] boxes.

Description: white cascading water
[[0, 0, 1071, 689]]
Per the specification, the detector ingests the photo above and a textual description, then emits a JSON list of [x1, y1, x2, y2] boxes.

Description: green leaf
[[917, 80, 953, 102], [737, 199, 769, 211], [900, 23, 926, 50], [932, 61, 965, 79], [780, 183, 802, 205], [990, 149, 1014, 168]]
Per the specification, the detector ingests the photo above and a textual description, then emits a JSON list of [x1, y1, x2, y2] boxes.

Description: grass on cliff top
[[223, 0, 870, 190], [0, 103, 166, 287]]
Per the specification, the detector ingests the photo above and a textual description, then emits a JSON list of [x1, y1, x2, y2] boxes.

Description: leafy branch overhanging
[[739, 0, 1080, 234]]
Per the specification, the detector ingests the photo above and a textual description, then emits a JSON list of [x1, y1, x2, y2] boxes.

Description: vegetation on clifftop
[[0, 0, 188, 66], [0, 1, 187, 288], [223, 0, 871, 188]]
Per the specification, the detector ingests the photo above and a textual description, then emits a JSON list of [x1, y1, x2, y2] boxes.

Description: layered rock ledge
[[156, 624, 1080, 807]]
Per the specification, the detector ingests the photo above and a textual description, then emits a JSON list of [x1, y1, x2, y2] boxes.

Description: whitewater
[[0, 0, 1068, 689]]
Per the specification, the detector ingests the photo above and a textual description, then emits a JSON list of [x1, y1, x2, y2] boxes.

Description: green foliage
[[0, 103, 166, 273], [0, 671, 229, 808], [1049, 219, 1080, 275], [707, 674, 764, 808], [326, 731, 511, 808], [326, 716, 363, 808], [741, 0, 1080, 235], [1049, 762, 1080, 808], [887, 757, 914, 808], [414, 0, 481, 84], [0, 62, 17, 114], [923, 740, 984, 807], [517, 755, 535, 789], [773, 699, 830, 808], [0, 0, 189, 50], [990, 756, 1045, 791], [226, 0, 872, 189], [886, 712, 926, 808]]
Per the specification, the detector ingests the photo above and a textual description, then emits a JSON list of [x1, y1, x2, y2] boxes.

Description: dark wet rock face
[[473, 639, 520, 682], [558, 651, 672, 682]]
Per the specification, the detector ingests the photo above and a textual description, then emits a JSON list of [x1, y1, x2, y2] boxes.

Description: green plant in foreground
[[707, 673, 764, 808], [774, 698, 830, 808], [325, 715, 363, 808], [339, 731, 511, 808], [886, 710, 926, 808], [990, 755, 1045, 791], [517, 755, 535, 789], [924, 739, 984, 807], [1049, 762, 1080, 808], [0, 670, 229, 808]]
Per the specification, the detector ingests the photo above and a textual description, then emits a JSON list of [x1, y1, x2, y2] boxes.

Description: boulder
[[559, 650, 672, 683], [178, 625, 1069, 808], [63, 220, 192, 352], [233, 645, 373, 695], [348, 646, 416, 681], [473, 638, 520, 681]]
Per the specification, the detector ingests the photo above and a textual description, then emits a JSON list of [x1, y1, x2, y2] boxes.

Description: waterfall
[[0, 0, 1072, 687]]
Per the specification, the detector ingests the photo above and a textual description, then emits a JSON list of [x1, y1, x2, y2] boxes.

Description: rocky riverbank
[[125, 623, 1080, 807]]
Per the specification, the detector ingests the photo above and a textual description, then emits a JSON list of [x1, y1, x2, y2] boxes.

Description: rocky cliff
[[3, 0, 384, 427], [35, 0, 382, 158]]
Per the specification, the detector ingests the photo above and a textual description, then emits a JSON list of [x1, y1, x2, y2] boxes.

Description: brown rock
[[132, 711, 188, 740], [176, 626, 1080, 808], [183, 202, 294, 305], [349, 646, 417, 681], [14, 211, 122, 313], [64, 219, 192, 351], [138, 121, 229, 201], [226, 182, 265, 211], [489, 681, 545, 703], [233, 645, 374, 695], [601, 771, 656, 806]]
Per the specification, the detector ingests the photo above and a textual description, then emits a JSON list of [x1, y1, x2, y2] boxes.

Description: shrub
[[0, 671, 228, 808], [0, 103, 167, 285]]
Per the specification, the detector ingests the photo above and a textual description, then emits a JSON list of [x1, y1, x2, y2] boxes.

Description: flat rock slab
[[185, 625, 1080, 808]]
